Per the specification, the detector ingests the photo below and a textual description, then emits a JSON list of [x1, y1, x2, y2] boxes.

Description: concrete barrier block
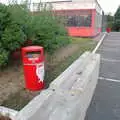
[[49, 52, 91, 90], [0, 106, 18, 120], [71, 54, 100, 120], [71, 54, 100, 92], [16, 89, 54, 120]]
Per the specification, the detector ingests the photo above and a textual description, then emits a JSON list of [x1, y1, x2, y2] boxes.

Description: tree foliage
[[114, 6, 120, 31], [106, 13, 114, 29], [32, 11, 69, 52], [1, 22, 26, 51], [0, 4, 11, 39]]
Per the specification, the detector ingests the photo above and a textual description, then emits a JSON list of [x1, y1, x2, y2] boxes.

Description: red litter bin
[[22, 46, 45, 91], [106, 28, 111, 33]]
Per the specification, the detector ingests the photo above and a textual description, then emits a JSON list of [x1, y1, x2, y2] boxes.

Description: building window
[[67, 14, 92, 27]]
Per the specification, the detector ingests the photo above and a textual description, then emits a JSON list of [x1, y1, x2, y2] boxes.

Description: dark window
[[67, 14, 92, 27]]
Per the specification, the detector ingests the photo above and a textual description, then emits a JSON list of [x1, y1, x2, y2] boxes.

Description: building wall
[[54, 9, 102, 37], [30, 0, 103, 37], [67, 9, 94, 37]]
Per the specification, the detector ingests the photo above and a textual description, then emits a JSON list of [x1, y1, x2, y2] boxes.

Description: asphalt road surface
[[86, 32, 120, 120]]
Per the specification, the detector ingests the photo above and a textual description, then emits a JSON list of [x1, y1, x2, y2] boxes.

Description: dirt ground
[[0, 44, 80, 105], [0, 37, 97, 110]]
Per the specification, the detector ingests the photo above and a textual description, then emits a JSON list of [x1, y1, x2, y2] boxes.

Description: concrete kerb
[[0, 106, 18, 120]]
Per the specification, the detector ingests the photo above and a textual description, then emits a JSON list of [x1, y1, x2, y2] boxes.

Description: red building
[[33, 0, 103, 37]]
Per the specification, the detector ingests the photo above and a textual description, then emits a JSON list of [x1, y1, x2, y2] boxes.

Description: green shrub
[[32, 11, 70, 53], [0, 4, 11, 38], [1, 22, 26, 51], [7, 4, 33, 40], [0, 48, 9, 67], [114, 6, 120, 31], [0, 2, 70, 67]]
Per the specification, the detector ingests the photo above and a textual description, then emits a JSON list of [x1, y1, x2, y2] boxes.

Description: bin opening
[[26, 51, 41, 59]]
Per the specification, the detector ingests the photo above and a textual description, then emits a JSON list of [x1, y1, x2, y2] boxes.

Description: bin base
[[26, 81, 44, 91]]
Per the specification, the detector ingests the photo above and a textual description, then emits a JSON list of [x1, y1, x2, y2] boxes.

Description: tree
[[107, 12, 114, 21], [114, 6, 120, 31], [0, 4, 11, 39], [1, 22, 26, 51], [106, 13, 114, 29]]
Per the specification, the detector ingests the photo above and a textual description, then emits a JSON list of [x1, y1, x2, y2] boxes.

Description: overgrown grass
[[1, 38, 97, 110]]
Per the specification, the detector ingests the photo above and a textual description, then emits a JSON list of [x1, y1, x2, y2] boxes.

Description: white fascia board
[[51, 2, 96, 10], [72, 0, 95, 2], [30, 0, 71, 3]]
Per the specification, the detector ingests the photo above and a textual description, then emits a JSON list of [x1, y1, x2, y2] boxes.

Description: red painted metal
[[106, 28, 111, 33], [22, 46, 44, 91], [67, 27, 94, 37]]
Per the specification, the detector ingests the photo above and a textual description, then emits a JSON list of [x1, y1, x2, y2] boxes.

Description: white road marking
[[92, 33, 107, 54], [101, 58, 120, 62], [99, 77, 120, 83]]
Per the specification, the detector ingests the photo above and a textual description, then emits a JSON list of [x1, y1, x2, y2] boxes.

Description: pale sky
[[0, 0, 120, 15], [99, 0, 120, 15]]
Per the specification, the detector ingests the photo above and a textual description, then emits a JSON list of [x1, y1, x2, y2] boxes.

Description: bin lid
[[22, 46, 43, 51]]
